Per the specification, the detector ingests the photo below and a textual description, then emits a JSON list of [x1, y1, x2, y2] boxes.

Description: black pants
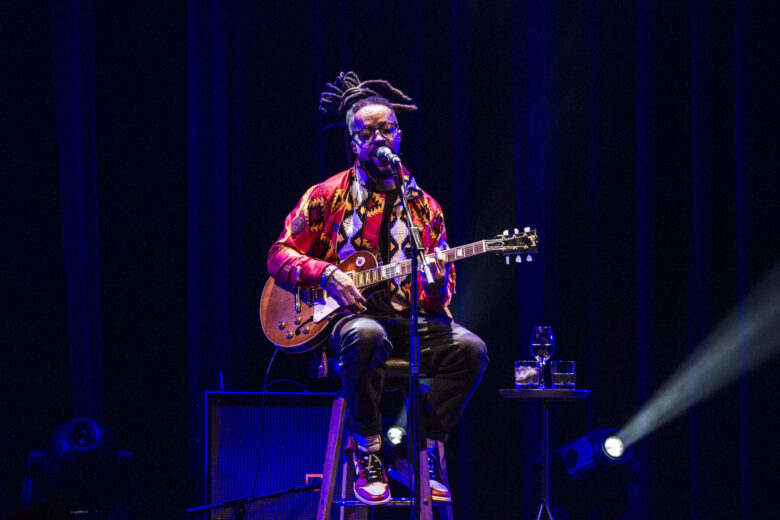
[[330, 313, 488, 442]]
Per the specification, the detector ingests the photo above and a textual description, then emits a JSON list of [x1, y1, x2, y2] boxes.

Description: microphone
[[376, 146, 402, 165]]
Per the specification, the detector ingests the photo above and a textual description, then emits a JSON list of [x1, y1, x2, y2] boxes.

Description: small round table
[[499, 389, 590, 520]]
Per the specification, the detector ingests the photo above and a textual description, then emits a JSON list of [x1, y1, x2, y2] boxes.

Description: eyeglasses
[[350, 122, 399, 143]]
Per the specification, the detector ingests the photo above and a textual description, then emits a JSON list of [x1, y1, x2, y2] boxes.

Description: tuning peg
[[515, 254, 522, 263], [524, 226, 531, 232], [502, 229, 509, 235], [506, 256, 511, 265], [514, 228, 520, 234], [526, 254, 533, 262]]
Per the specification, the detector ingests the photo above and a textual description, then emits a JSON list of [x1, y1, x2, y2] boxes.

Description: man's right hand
[[325, 269, 367, 313]]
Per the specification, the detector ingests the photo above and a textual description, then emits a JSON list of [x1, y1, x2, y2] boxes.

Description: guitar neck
[[352, 241, 486, 289]]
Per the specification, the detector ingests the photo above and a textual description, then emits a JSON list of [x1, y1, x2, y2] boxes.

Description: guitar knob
[[301, 326, 310, 334], [293, 316, 302, 325], [278, 321, 288, 330], [284, 331, 294, 340]]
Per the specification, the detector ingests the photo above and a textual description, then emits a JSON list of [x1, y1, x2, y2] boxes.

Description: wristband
[[320, 265, 339, 288]]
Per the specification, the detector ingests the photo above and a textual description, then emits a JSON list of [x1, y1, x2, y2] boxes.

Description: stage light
[[44, 418, 118, 514], [603, 435, 626, 460], [554, 427, 635, 480], [386, 426, 406, 446], [21, 418, 138, 519], [548, 428, 639, 519]]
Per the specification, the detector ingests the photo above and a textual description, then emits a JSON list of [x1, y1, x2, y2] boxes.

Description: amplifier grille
[[205, 392, 335, 520]]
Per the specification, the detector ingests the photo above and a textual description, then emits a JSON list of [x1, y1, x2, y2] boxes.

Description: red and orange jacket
[[267, 165, 454, 313]]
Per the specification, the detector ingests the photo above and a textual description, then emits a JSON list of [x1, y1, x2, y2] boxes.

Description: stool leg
[[436, 441, 454, 520], [417, 442, 434, 519], [318, 396, 347, 520]]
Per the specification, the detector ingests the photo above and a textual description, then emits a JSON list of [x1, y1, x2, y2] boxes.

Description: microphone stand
[[185, 478, 322, 518], [390, 161, 434, 520]]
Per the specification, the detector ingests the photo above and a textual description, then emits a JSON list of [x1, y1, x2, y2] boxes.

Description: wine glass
[[530, 326, 555, 389]]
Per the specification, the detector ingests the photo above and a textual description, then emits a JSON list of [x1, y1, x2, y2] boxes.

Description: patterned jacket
[[267, 165, 454, 312]]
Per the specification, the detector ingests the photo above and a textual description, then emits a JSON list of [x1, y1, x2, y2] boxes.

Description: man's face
[[349, 104, 402, 180]]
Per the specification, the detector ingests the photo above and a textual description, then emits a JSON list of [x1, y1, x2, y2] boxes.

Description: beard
[[358, 156, 393, 180]]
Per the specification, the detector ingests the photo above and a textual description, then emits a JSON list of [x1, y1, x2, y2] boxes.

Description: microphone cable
[[227, 346, 280, 520]]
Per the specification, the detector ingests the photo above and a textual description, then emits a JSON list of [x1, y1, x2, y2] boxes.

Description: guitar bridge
[[294, 288, 301, 313]]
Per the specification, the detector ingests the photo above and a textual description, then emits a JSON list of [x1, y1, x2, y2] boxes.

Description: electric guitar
[[259, 229, 539, 352]]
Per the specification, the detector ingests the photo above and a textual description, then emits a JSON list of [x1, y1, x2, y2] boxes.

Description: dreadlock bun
[[319, 71, 418, 121]]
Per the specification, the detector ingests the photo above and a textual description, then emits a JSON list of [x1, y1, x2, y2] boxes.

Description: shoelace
[[357, 452, 385, 482], [427, 452, 441, 481]]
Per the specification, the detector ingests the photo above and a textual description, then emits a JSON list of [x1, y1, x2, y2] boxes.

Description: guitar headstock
[[484, 227, 539, 263]]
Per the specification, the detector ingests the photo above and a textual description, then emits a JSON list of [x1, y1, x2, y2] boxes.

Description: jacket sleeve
[[419, 210, 455, 312], [267, 185, 333, 287]]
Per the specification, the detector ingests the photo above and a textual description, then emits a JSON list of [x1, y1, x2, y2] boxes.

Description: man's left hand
[[422, 247, 449, 299]]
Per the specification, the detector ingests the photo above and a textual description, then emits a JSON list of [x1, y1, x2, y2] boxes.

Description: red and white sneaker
[[348, 440, 391, 506], [388, 450, 452, 504], [426, 449, 452, 504]]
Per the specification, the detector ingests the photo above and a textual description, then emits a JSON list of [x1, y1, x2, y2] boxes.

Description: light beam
[[619, 260, 780, 446]]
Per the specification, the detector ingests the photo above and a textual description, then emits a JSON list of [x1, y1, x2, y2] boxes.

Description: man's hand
[[422, 247, 449, 299], [325, 269, 367, 313]]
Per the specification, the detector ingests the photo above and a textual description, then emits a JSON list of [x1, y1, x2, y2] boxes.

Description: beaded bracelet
[[320, 265, 339, 289]]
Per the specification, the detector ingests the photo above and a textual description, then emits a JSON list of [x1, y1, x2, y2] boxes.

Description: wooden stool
[[317, 359, 454, 520]]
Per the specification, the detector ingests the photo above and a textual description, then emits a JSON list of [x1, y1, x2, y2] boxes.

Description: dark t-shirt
[[364, 188, 403, 317]]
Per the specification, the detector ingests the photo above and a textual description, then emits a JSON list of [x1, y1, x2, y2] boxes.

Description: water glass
[[551, 361, 576, 389], [514, 360, 540, 389], [530, 326, 555, 389]]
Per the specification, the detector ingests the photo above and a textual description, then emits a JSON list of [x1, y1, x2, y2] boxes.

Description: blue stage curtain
[[634, 0, 656, 517], [50, 0, 103, 421], [511, 2, 559, 517], [186, 0, 246, 494]]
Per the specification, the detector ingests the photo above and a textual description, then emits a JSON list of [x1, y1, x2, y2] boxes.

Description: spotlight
[[385, 426, 407, 447], [603, 435, 626, 460], [21, 418, 138, 519], [546, 427, 639, 519], [554, 427, 634, 479]]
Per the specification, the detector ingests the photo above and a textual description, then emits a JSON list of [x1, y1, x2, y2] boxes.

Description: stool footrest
[[334, 498, 411, 507], [333, 498, 448, 507]]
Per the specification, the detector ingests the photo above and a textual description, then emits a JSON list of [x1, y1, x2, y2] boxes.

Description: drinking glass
[[551, 361, 576, 389], [514, 360, 540, 389], [530, 326, 555, 389]]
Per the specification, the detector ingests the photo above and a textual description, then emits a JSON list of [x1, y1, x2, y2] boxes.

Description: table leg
[[535, 403, 554, 520]]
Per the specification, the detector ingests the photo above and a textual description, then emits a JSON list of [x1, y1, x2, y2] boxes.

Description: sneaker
[[348, 440, 391, 506], [388, 450, 452, 504], [426, 449, 452, 504]]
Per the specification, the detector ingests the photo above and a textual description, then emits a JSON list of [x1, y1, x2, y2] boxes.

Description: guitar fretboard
[[302, 230, 537, 304], [305, 241, 487, 303], [351, 241, 486, 288]]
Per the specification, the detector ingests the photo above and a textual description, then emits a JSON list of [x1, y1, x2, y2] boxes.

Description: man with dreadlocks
[[267, 72, 488, 506]]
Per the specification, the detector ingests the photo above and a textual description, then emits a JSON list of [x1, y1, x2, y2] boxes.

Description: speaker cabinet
[[204, 392, 335, 520]]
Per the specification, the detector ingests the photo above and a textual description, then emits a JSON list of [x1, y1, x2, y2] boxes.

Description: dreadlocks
[[319, 71, 418, 131]]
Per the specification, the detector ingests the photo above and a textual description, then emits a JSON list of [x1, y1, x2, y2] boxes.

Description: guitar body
[[259, 251, 379, 353]]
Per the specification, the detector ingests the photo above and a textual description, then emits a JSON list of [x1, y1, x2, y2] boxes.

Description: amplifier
[[203, 392, 336, 520]]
